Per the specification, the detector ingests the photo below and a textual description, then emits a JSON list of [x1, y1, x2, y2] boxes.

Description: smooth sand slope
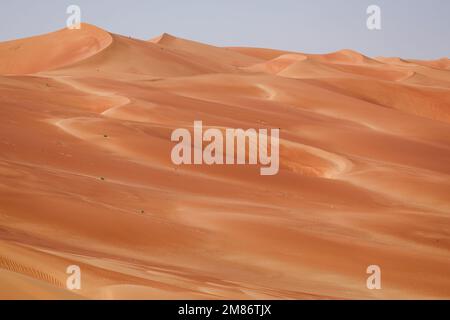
[[0, 23, 449, 299]]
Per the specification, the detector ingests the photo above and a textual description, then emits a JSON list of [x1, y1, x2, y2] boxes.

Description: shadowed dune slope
[[0, 25, 450, 300], [226, 47, 294, 61], [0, 24, 113, 75], [151, 33, 262, 71]]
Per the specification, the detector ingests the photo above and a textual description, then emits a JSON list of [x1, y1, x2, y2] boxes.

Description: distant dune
[[0, 23, 449, 299]]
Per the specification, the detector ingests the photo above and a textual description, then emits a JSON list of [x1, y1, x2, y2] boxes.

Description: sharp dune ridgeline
[[0, 23, 449, 299]]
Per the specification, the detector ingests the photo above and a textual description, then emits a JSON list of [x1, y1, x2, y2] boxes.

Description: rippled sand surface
[[0, 24, 449, 299]]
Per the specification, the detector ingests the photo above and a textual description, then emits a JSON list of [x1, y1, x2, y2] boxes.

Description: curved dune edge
[[1, 24, 450, 299], [0, 23, 113, 75]]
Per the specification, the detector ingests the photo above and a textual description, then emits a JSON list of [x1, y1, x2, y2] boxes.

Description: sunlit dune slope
[[151, 33, 262, 71], [0, 25, 449, 300], [0, 24, 112, 75], [409, 57, 450, 70], [226, 46, 294, 61]]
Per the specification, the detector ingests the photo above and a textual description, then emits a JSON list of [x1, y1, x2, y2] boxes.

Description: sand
[[0, 23, 449, 299]]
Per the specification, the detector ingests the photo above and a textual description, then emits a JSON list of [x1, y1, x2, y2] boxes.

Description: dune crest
[[0, 23, 113, 75], [0, 24, 450, 300], [150, 32, 262, 71]]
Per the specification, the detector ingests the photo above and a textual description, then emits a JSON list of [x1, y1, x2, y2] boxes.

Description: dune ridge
[[0, 24, 113, 75], [0, 24, 449, 300]]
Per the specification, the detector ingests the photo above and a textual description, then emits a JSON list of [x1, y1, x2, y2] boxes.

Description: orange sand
[[0, 24, 449, 299]]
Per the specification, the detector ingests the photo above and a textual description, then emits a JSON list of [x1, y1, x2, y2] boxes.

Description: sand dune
[[151, 33, 262, 71], [409, 57, 450, 71], [0, 24, 112, 75], [0, 25, 449, 300], [227, 46, 293, 61]]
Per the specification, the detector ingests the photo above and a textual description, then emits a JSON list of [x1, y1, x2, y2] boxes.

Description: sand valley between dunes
[[0, 24, 449, 299]]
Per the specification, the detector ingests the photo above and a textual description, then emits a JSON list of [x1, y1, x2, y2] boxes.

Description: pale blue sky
[[0, 0, 449, 59]]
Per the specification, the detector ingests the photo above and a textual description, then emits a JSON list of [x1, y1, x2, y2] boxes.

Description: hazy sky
[[0, 0, 449, 59]]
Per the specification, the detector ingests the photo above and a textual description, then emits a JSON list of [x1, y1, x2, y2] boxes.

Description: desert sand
[[0, 23, 449, 299]]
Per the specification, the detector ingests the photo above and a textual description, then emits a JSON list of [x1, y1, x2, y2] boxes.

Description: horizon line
[[1, 22, 448, 62]]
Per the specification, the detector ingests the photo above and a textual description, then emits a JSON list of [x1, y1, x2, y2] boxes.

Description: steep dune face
[[0, 24, 112, 75], [408, 57, 450, 70], [246, 52, 415, 82], [51, 34, 216, 78], [309, 49, 381, 65], [43, 31, 263, 79], [151, 33, 262, 72], [0, 25, 450, 300], [226, 46, 294, 61], [246, 54, 309, 74]]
